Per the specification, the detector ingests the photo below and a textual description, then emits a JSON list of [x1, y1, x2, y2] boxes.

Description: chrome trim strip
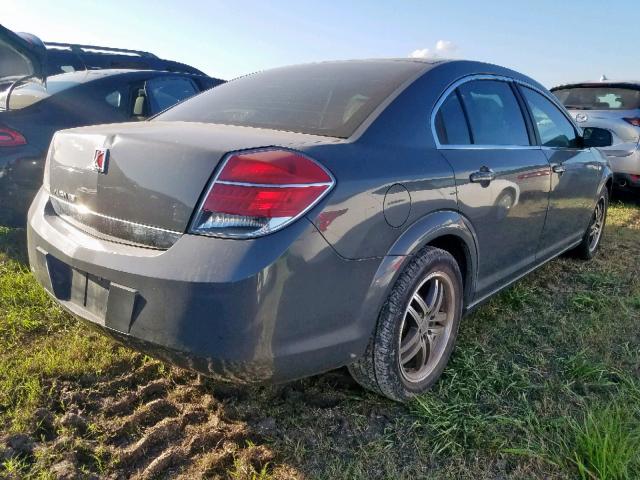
[[431, 73, 581, 150], [541, 146, 588, 152], [437, 145, 540, 151], [216, 180, 333, 188], [50, 196, 182, 250]]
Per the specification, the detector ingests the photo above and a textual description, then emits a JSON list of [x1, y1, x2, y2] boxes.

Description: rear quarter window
[[435, 92, 471, 145]]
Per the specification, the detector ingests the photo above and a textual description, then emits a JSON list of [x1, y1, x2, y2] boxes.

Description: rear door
[[519, 86, 603, 260], [435, 77, 551, 300]]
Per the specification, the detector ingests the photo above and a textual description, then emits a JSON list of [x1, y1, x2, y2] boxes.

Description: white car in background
[[552, 81, 640, 190]]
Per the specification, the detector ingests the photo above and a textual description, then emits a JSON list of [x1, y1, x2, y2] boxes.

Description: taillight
[[191, 149, 334, 238], [0, 126, 26, 147], [623, 117, 640, 127]]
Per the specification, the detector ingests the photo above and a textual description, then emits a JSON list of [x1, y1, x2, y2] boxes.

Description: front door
[[517, 86, 603, 260], [435, 78, 551, 300]]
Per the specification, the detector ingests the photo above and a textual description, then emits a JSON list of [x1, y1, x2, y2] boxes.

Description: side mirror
[[582, 127, 613, 148]]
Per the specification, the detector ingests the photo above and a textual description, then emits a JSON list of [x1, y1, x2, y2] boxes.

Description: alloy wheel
[[398, 271, 455, 383], [588, 197, 606, 252]]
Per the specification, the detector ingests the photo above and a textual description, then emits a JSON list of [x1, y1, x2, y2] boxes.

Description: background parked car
[[0, 25, 223, 226], [27, 59, 613, 402], [552, 81, 640, 191], [43, 42, 206, 77]]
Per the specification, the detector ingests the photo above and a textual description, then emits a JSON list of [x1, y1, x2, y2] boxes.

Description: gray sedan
[[27, 59, 613, 401]]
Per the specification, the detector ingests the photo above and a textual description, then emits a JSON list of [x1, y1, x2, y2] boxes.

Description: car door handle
[[552, 164, 566, 174], [469, 167, 496, 183]]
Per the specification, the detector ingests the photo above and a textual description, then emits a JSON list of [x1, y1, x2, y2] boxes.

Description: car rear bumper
[[27, 188, 381, 383], [613, 172, 640, 188], [605, 146, 640, 176]]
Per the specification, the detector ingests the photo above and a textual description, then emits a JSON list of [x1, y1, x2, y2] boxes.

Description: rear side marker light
[[0, 126, 26, 147], [191, 149, 335, 238], [623, 117, 640, 127]]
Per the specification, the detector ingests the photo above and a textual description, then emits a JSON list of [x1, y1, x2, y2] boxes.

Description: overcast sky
[[3, 0, 637, 87]]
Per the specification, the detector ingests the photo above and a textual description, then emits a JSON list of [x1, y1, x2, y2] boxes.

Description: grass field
[[1, 195, 639, 479]]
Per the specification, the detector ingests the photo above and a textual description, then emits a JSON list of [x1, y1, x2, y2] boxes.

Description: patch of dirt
[[3, 362, 290, 479], [50, 459, 78, 480]]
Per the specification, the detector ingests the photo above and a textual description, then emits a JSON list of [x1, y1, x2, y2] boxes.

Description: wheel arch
[[351, 210, 478, 359], [426, 234, 473, 301], [605, 175, 613, 197], [596, 161, 614, 202], [387, 209, 478, 304]]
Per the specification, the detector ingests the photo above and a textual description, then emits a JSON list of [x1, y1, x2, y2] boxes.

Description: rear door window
[[435, 92, 471, 145], [458, 80, 530, 146], [521, 87, 579, 148], [146, 76, 198, 114]]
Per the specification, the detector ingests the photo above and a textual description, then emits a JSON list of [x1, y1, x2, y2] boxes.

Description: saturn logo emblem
[[575, 113, 588, 123], [93, 148, 109, 173]]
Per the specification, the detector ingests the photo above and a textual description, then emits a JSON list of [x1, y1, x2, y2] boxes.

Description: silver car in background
[[552, 81, 640, 190]]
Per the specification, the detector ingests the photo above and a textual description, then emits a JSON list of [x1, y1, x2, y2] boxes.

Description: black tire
[[348, 246, 463, 402], [572, 187, 608, 260]]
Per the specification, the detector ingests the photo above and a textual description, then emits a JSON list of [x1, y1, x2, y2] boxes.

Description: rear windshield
[[154, 61, 426, 138], [1, 37, 33, 81], [554, 86, 640, 110]]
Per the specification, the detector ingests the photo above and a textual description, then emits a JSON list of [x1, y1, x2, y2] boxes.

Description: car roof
[[224, 57, 544, 88], [315, 57, 542, 81], [41, 58, 546, 109], [48, 68, 210, 84], [229, 57, 448, 72], [1, 67, 221, 111], [552, 80, 640, 91], [44, 41, 208, 76]]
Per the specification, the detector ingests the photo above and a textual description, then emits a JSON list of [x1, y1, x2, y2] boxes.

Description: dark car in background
[[0, 25, 223, 225], [43, 41, 206, 77], [552, 81, 640, 190], [27, 58, 613, 401]]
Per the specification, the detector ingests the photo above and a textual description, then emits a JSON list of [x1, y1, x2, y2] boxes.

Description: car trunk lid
[[567, 108, 640, 156], [46, 121, 338, 248]]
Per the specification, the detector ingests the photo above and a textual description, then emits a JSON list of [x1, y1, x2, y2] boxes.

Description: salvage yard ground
[[1, 195, 639, 479]]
